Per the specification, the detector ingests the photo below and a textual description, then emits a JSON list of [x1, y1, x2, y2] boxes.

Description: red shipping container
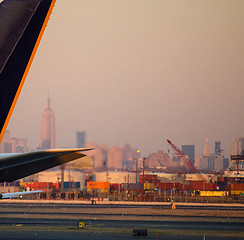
[[140, 175, 158, 183], [52, 183, 59, 190], [184, 183, 193, 191], [190, 181, 217, 191], [175, 183, 183, 190], [157, 182, 174, 190], [25, 182, 55, 191], [110, 184, 120, 191], [231, 183, 244, 191]]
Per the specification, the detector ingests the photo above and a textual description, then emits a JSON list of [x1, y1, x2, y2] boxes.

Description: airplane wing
[[0, 148, 94, 182], [0, 190, 43, 199], [0, 1, 95, 183], [0, 0, 56, 143]]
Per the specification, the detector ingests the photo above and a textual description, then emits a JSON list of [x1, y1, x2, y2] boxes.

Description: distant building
[[11, 138, 27, 153], [203, 138, 210, 156], [182, 145, 195, 165], [95, 171, 136, 184], [40, 97, 56, 149], [121, 144, 140, 170], [76, 131, 86, 148], [215, 141, 221, 155], [36, 170, 86, 190], [0, 130, 27, 153], [196, 139, 224, 172], [199, 154, 224, 172], [107, 146, 122, 170], [231, 137, 244, 155], [230, 137, 244, 170], [85, 143, 140, 171], [147, 150, 176, 169], [85, 142, 108, 170]]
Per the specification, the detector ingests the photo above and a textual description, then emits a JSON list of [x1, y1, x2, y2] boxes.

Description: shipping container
[[86, 182, 109, 189], [121, 183, 143, 191], [25, 182, 53, 189], [230, 183, 244, 191], [20, 182, 31, 188], [140, 174, 159, 183], [189, 181, 218, 191], [87, 188, 109, 193], [52, 183, 59, 190], [157, 182, 184, 190], [158, 189, 174, 194], [100, 188, 109, 193], [230, 190, 244, 195], [110, 183, 120, 191], [24, 182, 67, 191], [157, 182, 174, 190], [0, 181, 20, 187], [59, 182, 80, 189], [199, 191, 225, 197], [144, 182, 155, 191]]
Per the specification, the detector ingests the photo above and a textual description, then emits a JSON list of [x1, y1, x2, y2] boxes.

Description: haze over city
[[7, 0, 244, 157]]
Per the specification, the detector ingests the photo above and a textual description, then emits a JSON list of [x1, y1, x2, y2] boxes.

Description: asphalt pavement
[[0, 201, 243, 239]]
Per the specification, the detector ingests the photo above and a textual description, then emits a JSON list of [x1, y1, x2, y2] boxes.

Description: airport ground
[[0, 200, 244, 239]]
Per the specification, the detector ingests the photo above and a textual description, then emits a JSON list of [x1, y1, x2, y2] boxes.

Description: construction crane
[[230, 154, 244, 175], [167, 139, 207, 182], [225, 154, 244, 182]]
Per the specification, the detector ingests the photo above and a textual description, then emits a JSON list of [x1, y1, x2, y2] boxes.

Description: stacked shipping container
[[86, 181, 109, 193]]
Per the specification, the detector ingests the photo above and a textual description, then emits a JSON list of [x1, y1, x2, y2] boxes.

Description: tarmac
[[0, 200, 243, 239]]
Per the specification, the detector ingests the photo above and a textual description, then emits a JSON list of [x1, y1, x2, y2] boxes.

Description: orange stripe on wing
[[0, 0, 56, 143]]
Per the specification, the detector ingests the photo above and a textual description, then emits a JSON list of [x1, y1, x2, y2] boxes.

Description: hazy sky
[[8, 0, 244, 157]]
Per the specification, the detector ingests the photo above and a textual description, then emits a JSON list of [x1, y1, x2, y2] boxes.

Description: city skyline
[[3, 94, 236, 158], [6, 0, 244, 157]]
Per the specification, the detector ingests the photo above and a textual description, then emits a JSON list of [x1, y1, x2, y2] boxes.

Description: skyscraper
[[40, 97, 56, 149], [182, 145, 195, 165], [107, 146, 122, 170], [203, 138, 210, 156], [0, 130, 27, 153], [215, 141, 221, 155], [230, 137, 244, 170], [231, 137, 244, 155], [76, 131, 86, 148]]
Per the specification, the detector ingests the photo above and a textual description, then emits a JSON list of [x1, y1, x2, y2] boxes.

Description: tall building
[[107, 146, 122, 170], [198, 154, 224, 172], [215, 141, 221, 155], [0, 130, 27, 153], [147, 150, 173, 169], [231, 137, 244, 155], [122, 144, 140, 170], [203, 138, 210, 156], [40, 97, 56, 149], [85, 142, 108, 170], [182, 145, 195, 164], [230, 137, 244, 170], [196, 139, 224, 172], [76, 131, 86, 148]]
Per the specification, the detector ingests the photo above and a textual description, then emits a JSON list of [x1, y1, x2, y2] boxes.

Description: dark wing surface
[[0, 148, 93, 182]]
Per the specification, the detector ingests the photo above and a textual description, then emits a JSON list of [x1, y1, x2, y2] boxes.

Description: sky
[[7, 0, 244, 157]]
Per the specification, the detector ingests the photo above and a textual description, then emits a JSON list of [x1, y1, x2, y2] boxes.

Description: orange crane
[[167, 139, 207, 182]]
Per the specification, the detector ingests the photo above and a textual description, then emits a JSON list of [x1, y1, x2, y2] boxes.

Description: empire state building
[[40, 97, 56, 149]]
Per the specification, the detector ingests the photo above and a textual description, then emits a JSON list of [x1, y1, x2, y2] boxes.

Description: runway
[[0, 200, 243, 239]]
